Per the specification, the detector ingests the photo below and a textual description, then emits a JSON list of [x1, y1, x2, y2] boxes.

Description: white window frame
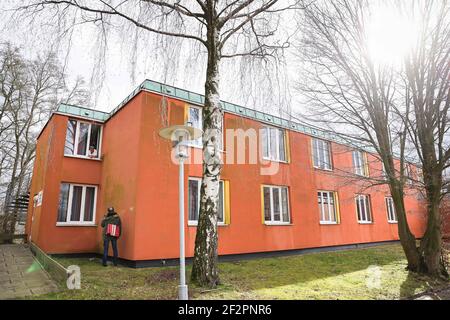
[[353, 150, 367, 176], [385, 197, 397, 223], [312, 138, 332, 171], [262, 126, 287, 162], [186, 105, 203, 148], [416, 167, 424, 183], [355, 194, 372, 224], [381, 162, 387, 180], [64, 119, 102, 160], [262, 185, 290, 225], [185, 105, 224, 151], [187, 177, 225, 226], [56, 183, 97, 226], [318, 191, 338, 224], [405, 163, 414, 184]]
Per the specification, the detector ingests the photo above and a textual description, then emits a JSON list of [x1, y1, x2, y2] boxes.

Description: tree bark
[[389, 180, 424, 272], [191, 18, 223, 288], [420, 169, 447, 277], [413, 97, 447, 277], [374, 110, 424, 272]]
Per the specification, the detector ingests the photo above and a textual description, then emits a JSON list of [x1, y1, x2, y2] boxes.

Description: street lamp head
[[159, 124, 203, 159]]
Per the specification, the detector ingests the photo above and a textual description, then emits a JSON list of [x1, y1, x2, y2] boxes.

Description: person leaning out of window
[[101, 207, 122, 266], [88, 145, 98, 158]]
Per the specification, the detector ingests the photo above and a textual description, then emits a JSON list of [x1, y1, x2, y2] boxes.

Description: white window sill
[[64, 154, 101, 161], [56, 223, 97, 227], [262, 157, 289, 164], [388, 221, 398, 224], [264, 222, 292, 226], [354, 173, 369, 178], [313, 166, 333, 172], [319, 221, 338, 225], [357, 221, 373, 224]]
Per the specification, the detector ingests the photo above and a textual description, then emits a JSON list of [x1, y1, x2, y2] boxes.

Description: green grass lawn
[[34, 244, 449, 300]]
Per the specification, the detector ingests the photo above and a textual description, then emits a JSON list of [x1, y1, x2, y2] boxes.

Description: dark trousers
[[103, 237, 118, 265]]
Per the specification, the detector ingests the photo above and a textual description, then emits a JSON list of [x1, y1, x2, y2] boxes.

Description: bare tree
[[402, 0, 450, 277], [294, 0, 446, 275], [0, 43, 31, 233], [17, 0, 301, 287], [0, 43, 89, 235]]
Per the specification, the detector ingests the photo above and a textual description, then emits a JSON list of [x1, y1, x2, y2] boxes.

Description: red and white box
[[106, 224, 120, 237]]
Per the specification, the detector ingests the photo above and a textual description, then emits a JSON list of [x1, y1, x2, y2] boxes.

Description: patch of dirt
[[145, 269, 178, 285]]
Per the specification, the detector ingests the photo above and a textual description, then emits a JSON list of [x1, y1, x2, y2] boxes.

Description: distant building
[[26, 79, 427, 265]]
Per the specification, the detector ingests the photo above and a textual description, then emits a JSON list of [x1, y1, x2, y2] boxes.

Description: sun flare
[[366, 5, 419, 66]]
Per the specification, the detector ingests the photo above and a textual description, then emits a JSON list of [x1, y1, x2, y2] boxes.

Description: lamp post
[[159, 124, 202, 300]]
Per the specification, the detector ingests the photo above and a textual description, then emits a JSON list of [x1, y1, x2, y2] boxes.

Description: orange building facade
[[25, 79, 427, 265]]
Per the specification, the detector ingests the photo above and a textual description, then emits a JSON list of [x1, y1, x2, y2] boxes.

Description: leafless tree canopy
[[19, 1, 297, 52], [14, 0, 301, 111], [295, 0, 449, 277], [0, 42, 88, 234]]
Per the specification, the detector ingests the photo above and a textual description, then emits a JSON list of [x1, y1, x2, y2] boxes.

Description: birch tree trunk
[[191, 19, 223, 287]]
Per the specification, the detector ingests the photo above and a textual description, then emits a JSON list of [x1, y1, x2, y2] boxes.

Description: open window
[[64, 119, 102, 159]]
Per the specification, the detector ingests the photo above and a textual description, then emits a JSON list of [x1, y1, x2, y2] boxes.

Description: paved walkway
[[0, 244, 58, 299]]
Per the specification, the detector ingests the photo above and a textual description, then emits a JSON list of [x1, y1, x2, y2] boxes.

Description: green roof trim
[[136, 80, 353, 145], [57, 103, 109, 122], [55, 79, 363, 148], [52, 79, 421, 165]]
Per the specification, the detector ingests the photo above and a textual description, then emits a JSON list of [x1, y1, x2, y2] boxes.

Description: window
[[416, 167, 424, 183], [353, 150, 368, 176], [57, 183, 97, 225], [312, 138, 332, 170], [262, 185, 290, 224], [187, 106, 203, 147], [381, 162, 387, 180], [64, 119, 101, 159], [385, 197, 397, 223], [318, 191, 339, 224], [188, 178, 225, 225], [355, 194, 372, 223], [262, 126, 286, 162], [405, 163, 414, 184], [185, 105, 224, 150]]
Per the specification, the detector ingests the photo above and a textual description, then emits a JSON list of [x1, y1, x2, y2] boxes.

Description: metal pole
[[178, 156, 188, 300]]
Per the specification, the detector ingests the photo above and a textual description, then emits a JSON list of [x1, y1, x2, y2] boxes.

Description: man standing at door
[[101, 207, 122, 266]]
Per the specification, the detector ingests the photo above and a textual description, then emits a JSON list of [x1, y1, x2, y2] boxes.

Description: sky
[[0, 2, 190, 112], [0, 1, 300, 116], [0, 1, 428, 121]]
